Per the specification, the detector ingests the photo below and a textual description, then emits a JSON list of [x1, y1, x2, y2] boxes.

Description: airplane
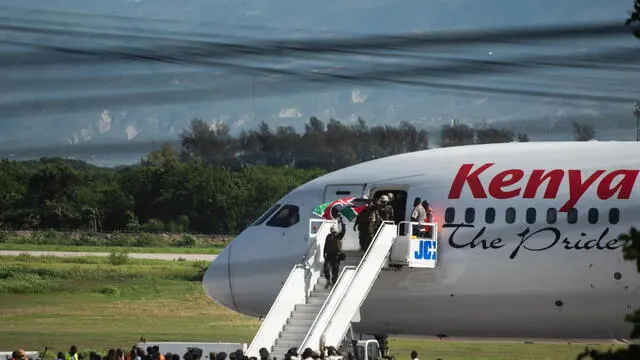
[[203, 141, 640, 343]]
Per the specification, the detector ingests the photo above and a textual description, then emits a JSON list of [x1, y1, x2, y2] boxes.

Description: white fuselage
[[203, 141, 640, 340]]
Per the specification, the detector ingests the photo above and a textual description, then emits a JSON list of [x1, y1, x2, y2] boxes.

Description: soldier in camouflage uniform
[[378, 195, 394, 222], [366, 200, 381, 251], [354, 204, 373, 251]]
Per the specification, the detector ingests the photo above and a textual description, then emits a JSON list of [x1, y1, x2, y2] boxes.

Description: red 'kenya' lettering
[[447, 163, 639, 212]]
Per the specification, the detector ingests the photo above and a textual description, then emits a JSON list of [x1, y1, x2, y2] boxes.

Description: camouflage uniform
[[367, 203, 381, 248], [379, 203, 394, 222], [354, 206, 373, 251]]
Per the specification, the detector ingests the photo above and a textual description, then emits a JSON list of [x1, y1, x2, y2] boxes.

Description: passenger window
[[266, 205, 300, 228], [567, 208, 578, 224], [609, 208, 620, 224], [588, 208, 598, 224], [251, 204, 281, 226], [505, 207, 516, 224], [546, 208, 557, 224], [444, 207, 455, 223], [465, 208, 475, 223], [485, 208, 495, 224], [526, 207, 536, 224]]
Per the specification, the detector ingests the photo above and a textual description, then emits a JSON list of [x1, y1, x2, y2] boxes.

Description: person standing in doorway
[[378, 195, 394, 222], [421, 200, 434, 237], [411, 197, 426, 237]]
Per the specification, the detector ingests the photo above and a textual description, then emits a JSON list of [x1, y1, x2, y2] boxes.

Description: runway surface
[[0, 250, 218, 261]]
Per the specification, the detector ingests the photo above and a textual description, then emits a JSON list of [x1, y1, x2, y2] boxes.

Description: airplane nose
[[203, 244, 236, 311]]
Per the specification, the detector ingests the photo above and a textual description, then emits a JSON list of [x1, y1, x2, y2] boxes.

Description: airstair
[[246, 219, 438, 359]]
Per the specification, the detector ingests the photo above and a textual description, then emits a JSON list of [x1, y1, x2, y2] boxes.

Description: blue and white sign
[[408, 238, 438, 268]]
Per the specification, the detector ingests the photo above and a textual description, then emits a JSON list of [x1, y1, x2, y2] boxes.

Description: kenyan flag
[[312, 197, 371, 222]]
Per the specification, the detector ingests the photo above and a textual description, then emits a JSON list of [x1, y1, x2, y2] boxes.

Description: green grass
[[0, 229, 231, 254], [0, 243, 223, 254], [0, 256, 626, 360]]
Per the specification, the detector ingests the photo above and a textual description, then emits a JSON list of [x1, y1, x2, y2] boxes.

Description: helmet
[[330, 225, 337, 233], [387, 193, 395, 202], [380, 195, 389, 202]]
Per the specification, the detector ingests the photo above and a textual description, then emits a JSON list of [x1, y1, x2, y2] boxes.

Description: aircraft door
[[323, 184, 366, 202], [322, 184, 366, 251]]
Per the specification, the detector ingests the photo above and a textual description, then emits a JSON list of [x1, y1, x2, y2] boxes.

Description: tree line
[[182, 116, 596, 171], [0, 116, 596, 235]]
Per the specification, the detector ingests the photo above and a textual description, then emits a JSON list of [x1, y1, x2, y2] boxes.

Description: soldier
[[378, 195, 394, 222], [386, 192, 395, 205], [354, 203, 373, 251], [366, 200, 382, 249], [324, 216, 346, 288]]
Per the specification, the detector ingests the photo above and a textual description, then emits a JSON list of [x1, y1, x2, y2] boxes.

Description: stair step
[[271, 346, 291, 359], [312, 284, 331, 292], [275, 338, 304, 348], [280, 324, 310, 335], [311, 287, 331, 294], [278, 332, 306, 342], [287, 316, 316, 326], [310, 294, 330, 301], [307, 297, 326, 305], [289, 311, 318, 320], [294, 303, 323, 313], [312, 284, 325, 291]]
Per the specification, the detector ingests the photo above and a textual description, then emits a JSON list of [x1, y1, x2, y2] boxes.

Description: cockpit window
[[266, 204, 300, 228], [250, 204, 282, 226]]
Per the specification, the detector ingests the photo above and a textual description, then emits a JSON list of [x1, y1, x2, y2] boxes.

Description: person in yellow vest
[[66, 346, 79, 360]]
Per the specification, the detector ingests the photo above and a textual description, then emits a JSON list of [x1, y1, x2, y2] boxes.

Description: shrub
[[75, 233, 105, 246], [134, 233, 165, 247], [108, 250, 129, 266], [110, 233, 136, 247], [176, 234, 197, 247], [192, 261, 209, 281], [0, 273, 50, 294], [142, 219, 165, 233]]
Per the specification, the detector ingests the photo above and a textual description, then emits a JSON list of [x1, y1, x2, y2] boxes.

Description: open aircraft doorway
[[368, 188, 408, 234], [322, 184, 366, 251]]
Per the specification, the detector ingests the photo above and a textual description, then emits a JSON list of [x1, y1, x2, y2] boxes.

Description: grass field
[[0, 243, 223, 254], [0, 255, 625, 360], [0, 230, 230, 254]]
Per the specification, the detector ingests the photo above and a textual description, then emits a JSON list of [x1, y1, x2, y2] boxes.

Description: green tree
[[475, 125, 515, 144], [439, 120, 475, 147], [0, 115, 533, 235], [626, 0, 640, 27], [571, 121, 596, 141]]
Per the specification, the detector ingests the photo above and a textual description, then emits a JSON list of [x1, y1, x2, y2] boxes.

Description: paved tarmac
[[0, 250, 217, 261]]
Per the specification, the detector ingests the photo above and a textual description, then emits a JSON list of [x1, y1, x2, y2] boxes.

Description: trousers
[[323, 255, 340, 284], [358, 228, 372, 251]]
